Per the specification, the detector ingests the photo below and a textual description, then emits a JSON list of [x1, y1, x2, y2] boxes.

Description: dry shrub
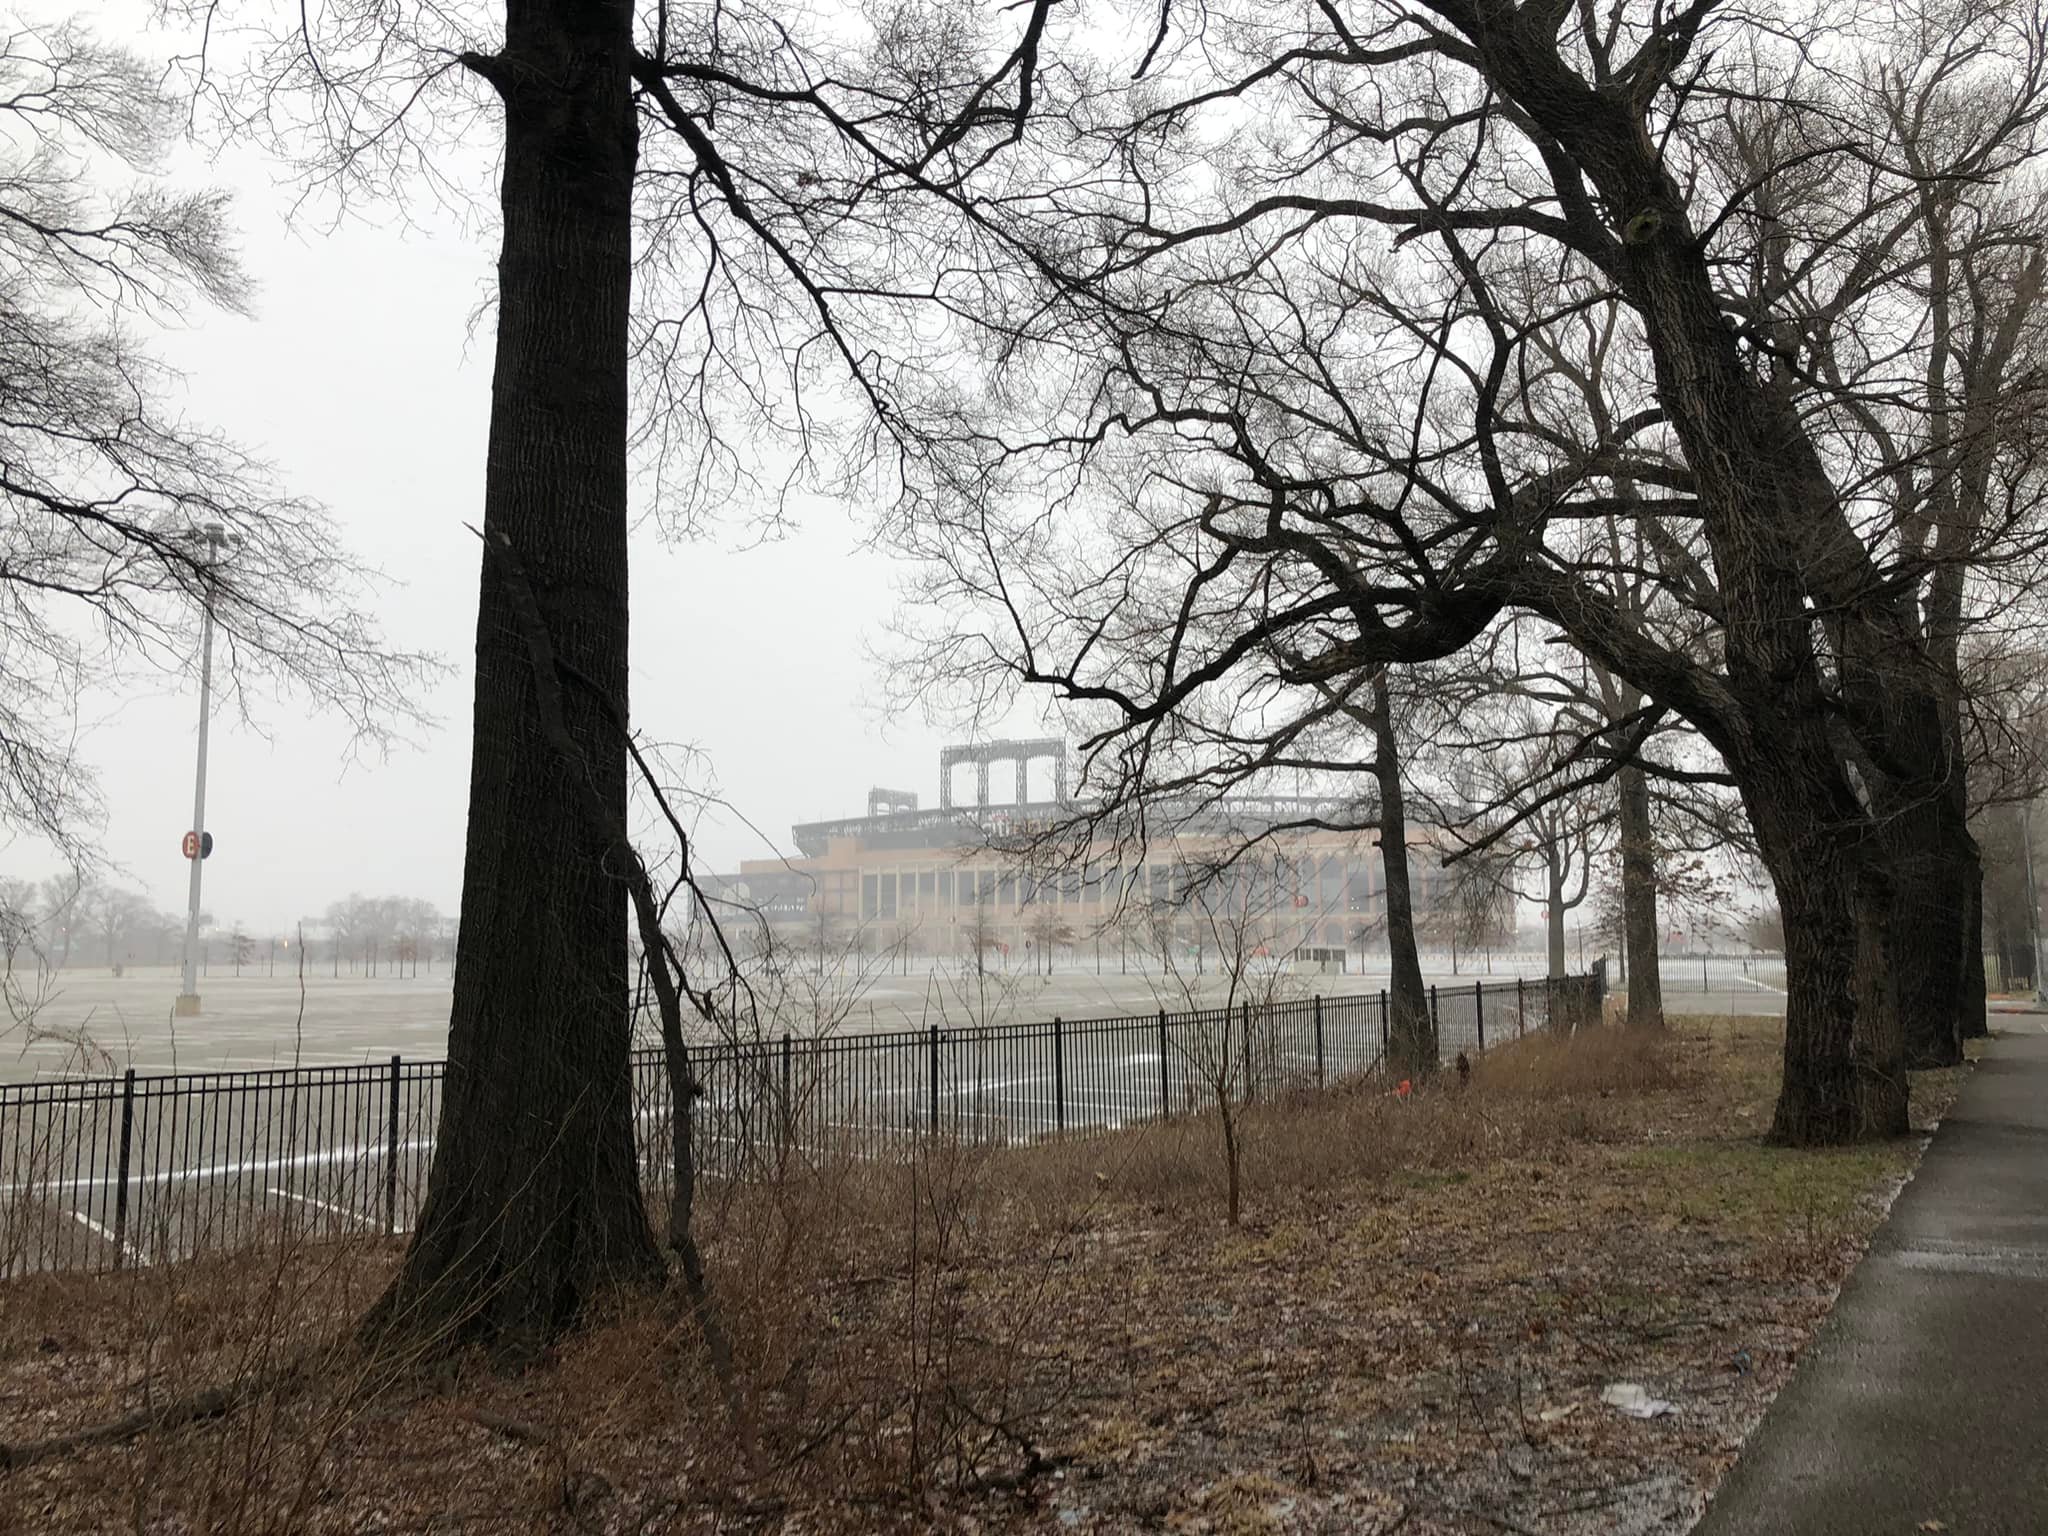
[[1061, 1023, 1685, 1213], [1473, 1021, 1682, 1099], [0, 1235, 412, 1534], [693, 1133, 1092, 1498], [1, 1020, 1701, 1529], [0, 1238, 390, 1393], [667, 1021, 1696, 1503], [701, 1022, 1689, 1272]]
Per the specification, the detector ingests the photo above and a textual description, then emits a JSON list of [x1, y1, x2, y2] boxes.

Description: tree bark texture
[[1851, 865, 1912, 1138], [1757, 806, 1910, 1144], [1545, 849, 1567, 981], [1371, 676, 1434, 1077], [1881, 774, 1971, 1069], [1960, 856, 1989, 1039], [1616, 766, 1663, 1028], [370, 0, 660, 1354]]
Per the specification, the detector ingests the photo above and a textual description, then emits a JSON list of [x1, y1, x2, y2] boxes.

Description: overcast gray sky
[[23, 121, 985, 932]]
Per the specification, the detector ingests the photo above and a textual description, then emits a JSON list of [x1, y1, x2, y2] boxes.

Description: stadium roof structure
[[790, 739, 1379, 858]]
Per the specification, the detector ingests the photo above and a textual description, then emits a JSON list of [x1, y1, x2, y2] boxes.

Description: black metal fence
[[1, 966, 1603, 1277]]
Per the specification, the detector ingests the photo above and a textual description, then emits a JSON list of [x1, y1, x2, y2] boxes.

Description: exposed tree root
[[0, 1384, 238, 1471]]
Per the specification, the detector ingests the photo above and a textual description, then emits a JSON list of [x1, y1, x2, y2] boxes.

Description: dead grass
[[0, 1016, 1972, 1535]]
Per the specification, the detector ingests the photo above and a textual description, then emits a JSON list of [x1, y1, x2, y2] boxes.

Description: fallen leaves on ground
[[0, 1016, 1970, 1534]]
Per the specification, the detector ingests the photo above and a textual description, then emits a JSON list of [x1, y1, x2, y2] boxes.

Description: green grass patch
[[1394, 1169, 1473, 1192], [1614, 1139, 1914, 1238]]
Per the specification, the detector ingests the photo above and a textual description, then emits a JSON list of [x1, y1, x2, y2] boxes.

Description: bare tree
[[79, 882, 154, 973], [399, 899, 442, 975], [321, 895, 366, 978], [960, 885, 1005, 978], [1976, 802, 2044, 990], [1959, 623, 2048, 1006], [724, 914, 905, 1040], [1440, 703, 1611, 980], [1150, 852, 1307, 1227], [0, 19, 434, 864], [35, 871, 83, 969], [1024, 901, 1072, 976], [927, 931, 1034, 1038], [1434, 842, 1515, 978], [165, 0, 1075, 1347], [0, 877, 37, 975], [1330, 672, 1434, 1075], [889, 0, 2048, 1143]]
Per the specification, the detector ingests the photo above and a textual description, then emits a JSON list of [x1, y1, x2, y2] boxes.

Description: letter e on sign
[[181, 831, 200, 859]]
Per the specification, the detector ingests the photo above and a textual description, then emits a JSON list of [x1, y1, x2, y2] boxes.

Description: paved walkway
[[1694, 1023, 2048, 1535]]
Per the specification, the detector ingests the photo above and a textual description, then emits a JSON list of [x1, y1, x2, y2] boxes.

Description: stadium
[[704, 739, 1480, 965]]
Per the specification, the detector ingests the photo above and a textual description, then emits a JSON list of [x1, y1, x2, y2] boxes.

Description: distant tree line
[[0, 874, 451, 977], [0, 873, 181, 973], [313, 894, 454, 978]]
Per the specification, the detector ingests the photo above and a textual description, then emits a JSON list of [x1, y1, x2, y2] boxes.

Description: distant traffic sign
[[182, 831, 199, 859]]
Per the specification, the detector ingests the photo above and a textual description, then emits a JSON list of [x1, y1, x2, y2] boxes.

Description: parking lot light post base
[[175, 992, 201, 1017]]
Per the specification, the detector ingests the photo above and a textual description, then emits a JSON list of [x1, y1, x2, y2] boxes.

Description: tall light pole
[[175, 523, 230, 1017]]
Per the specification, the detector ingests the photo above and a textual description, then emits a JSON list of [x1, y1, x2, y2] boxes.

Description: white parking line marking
[[68, 1210, 143, 1265], [0, 1137, 434, 1199], [265, 1187, 379, 1229]]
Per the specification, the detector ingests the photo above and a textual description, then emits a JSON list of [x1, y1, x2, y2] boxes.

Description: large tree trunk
[[1884, 813, 1970, 1067], [1770, 863, 1863, 1143], [1371, 675, 1434, 1077], [1960, 851, 1989, 1039], [1465, 14, 1981, 1139], [1878, 719, 1972, 1069], [1476, 34, 1936, 1136], [1851, 865, 1911, 1136], [1945, 701, 1988, 1039], [1616, 765, 1663, 1028], [368, 0, 661, 1356], [1545, 850, 1567, 980], [1759, 815, 1910, 1144]]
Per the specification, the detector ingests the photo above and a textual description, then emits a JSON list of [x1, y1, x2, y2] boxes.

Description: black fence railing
[[1, 965, 1603, 1277]]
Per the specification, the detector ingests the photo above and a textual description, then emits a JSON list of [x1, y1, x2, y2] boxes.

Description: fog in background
[[2, 123, 973, 932]]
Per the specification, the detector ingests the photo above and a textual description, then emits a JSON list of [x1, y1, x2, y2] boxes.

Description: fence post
[[112, 1069, 136, 1270], [385, 1055, 402, 1236], [1517, 977, 1526, 1038], [1240, 1001, 1253, 1102], [1157, 1008, 1170, 1116], [780, 1033, 793, 1154], [1428, 984, 1440, 1064], [1313, 995, 1326, 1088], [928, 1024, 942, 1133], [1379, 989, 1389, 1067], [1053, 1016, 1066, 1137], [1475, 980, 1486, 1052], [1545, 973, 1555, 1031]]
